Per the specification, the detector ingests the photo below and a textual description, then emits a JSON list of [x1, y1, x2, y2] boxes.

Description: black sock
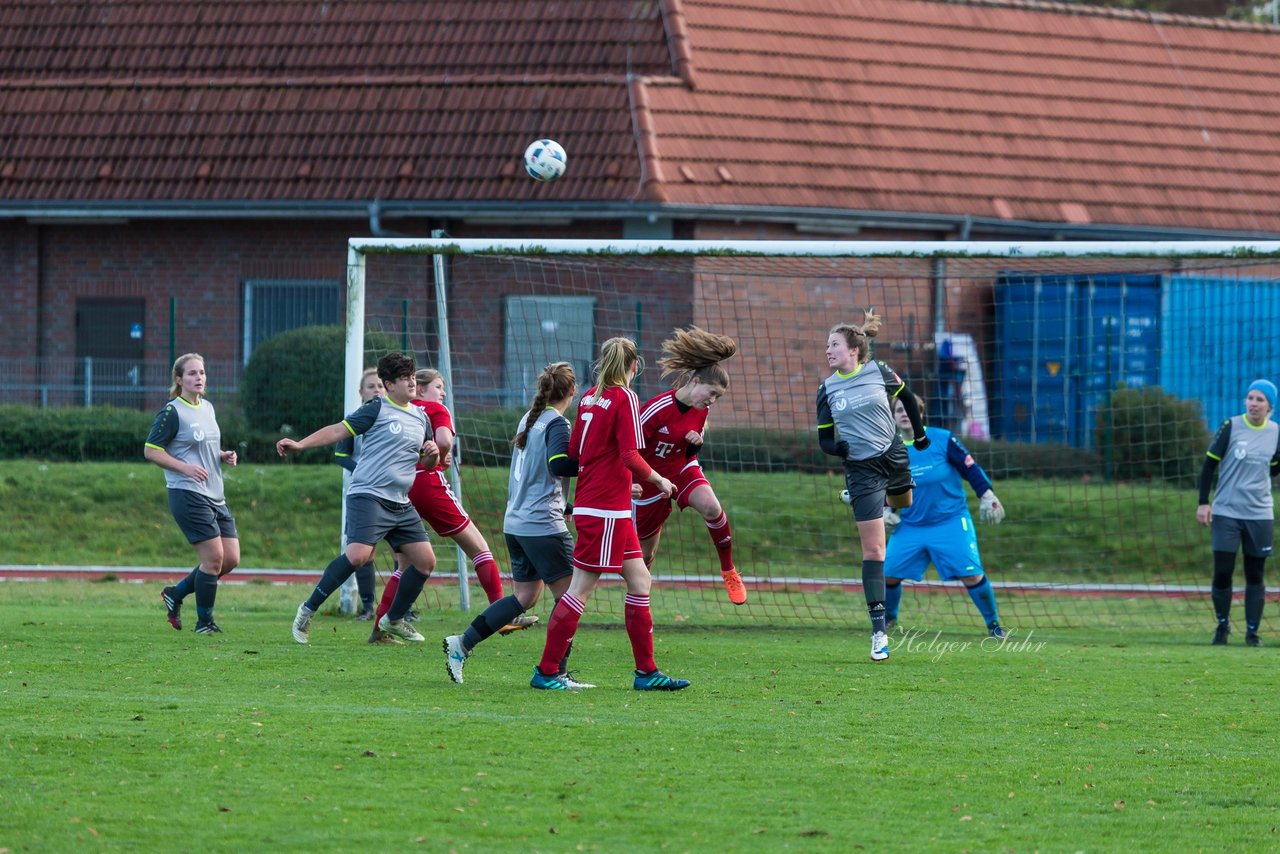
[[305, 554, 357, 612], [462, 595, 525, 650], [559, 637, 575, 674], [387, 566, 427, 621], [355, 561, 375, 609], [194, 570, 218, 623], [172, 566, 200, 601], [1211, 550, 1236, 623], [1244, 557, 1266, 632], [863, 559, 886, 633]]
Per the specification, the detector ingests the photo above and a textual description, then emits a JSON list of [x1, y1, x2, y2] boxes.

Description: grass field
[[2, 581, 1277, 852], [0, 460, 1210, 579]]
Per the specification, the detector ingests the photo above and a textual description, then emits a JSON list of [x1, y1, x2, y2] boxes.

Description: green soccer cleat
[[633, 670, 690, 691]]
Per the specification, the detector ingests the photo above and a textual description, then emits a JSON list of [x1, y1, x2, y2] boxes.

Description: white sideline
[[0, 565, 1207, 593]]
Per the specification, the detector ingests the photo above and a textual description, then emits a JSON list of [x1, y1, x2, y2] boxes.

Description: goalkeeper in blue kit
[[857, 394, 1007, 638]]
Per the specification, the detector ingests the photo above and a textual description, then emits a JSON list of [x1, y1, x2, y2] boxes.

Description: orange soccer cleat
[[721, 568, 747, 606]]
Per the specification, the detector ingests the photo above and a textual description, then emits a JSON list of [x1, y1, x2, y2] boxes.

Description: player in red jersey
[[531, 337, 690, 691], [634, 327, 746, 605], [368, 368, 520, 643]]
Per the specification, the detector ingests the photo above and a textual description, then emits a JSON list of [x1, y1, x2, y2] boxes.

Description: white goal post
[[342, 237, 1280, 631]]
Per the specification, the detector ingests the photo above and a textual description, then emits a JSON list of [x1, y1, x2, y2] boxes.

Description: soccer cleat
[[633, 669, 690, 691], [194, 620, 222, 635], [885, 616, 898, 633], [721, 568, 748, 605], [160, 586, 183, 631], [870, 630, 890, 662], [1245, 632, 1261, 648], [367, 627, 404, 645], [378, 614, 425, 643], [404, 609, 421, 624], [988, 622, 1007, 639], [1212, 623, 1230, 645], [291, 603, 313, 644], [353, 607, 375, 622], [443, 635, 469, 683], [497, 613, 540, 635], [530, 668, 574, 690], [558, 670, 596, 689]]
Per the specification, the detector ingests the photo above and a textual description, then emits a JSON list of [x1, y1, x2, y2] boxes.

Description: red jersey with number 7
[[568, 384, 644, 514]]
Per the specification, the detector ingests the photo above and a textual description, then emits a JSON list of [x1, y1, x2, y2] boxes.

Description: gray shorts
[[345, 493, 430, 550], [843, 440, 914, 522], [505, 531, 574, 585], [1211, 515, 1274, 558], [168, 488, 238, 544]]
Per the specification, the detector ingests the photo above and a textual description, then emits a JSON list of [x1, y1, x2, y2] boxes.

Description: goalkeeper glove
[[979, 490, 1005, 525], [911, 433, 930, 451], [882, 507, 901, 534]]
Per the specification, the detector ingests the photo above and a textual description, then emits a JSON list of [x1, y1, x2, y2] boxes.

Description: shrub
[[241, 326, 401, 434], [1094, 385, 1210, 486], [0, 404, 154, 461]]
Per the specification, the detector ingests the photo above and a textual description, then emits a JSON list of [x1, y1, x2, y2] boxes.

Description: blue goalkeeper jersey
[[898, 426, 993, 527]]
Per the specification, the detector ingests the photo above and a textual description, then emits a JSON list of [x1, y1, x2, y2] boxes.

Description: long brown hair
[[657, 326, 737, 389], [514, 362, 577, 449], [829, 308, 884, 365]]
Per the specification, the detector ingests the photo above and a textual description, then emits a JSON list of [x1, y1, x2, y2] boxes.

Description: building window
[[242, 279, 343, 364], [503, 296, 595, 407]]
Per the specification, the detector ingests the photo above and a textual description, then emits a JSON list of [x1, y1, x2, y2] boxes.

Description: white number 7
[[578, 411, 594, 455]]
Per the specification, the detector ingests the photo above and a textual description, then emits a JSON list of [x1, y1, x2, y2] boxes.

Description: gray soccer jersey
[[343, 397, 429, 503], [1207, 415, 1280, 521], [145, 397, 226, 502], [504, 408, 571, 536], [816, 360, 907, 461]]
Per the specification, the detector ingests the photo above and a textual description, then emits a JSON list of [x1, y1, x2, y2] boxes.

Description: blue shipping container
[[1160, 276, 1280, 430], [995, 273, 1161, 447]]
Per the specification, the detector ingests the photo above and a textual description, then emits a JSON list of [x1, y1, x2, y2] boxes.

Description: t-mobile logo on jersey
[[653, 440, 675, 458]]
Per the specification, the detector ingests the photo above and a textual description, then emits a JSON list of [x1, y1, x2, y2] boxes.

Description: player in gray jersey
[[145, 353, 239, 635], [442, 362, 591, 686], [816, 309, 927, 663], [277, 352, 441, 645], [1197, 379, 1280, 647], [333, 366, 385, 620]]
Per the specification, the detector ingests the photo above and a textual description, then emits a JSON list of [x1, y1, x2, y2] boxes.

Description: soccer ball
[[523, 139, 567, 181]]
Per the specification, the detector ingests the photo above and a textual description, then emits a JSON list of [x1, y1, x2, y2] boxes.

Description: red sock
[[539, 593, 584, 675], [472, 551, 504, 603], [624, 594, 656, 673], [374, 568, 402, 625], [705, 511, 735, 573]]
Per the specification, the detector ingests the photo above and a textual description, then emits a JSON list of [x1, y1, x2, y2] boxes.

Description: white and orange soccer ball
[[523, 139, 567, 182]]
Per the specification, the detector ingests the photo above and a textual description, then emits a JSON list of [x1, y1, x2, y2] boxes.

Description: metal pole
[[432, 228, 470, 613]]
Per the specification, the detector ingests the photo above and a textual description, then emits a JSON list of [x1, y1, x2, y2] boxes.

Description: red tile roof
[[2, 0, 1280, 234]]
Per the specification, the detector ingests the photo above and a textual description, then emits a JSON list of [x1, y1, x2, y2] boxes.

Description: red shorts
[[407, 469, 471, 537], [632, 463, 710, 539], [572, 512, 642, 573]]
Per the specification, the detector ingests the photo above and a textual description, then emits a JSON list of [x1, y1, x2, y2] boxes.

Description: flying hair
[[657, 326, 738, 388], [829, 307, 884, 365]]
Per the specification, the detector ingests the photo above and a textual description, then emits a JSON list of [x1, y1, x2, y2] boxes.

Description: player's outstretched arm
[[277, 422, 351, 457]]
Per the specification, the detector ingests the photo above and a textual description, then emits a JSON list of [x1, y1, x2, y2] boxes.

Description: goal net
[[348, 237, 1280, 633]]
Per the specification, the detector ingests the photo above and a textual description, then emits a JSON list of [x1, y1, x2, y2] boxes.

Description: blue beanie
[[1248, 379, 1277, 409]]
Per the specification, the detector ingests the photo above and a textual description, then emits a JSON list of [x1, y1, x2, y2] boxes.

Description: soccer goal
[[345, 236, 1280, 633]]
